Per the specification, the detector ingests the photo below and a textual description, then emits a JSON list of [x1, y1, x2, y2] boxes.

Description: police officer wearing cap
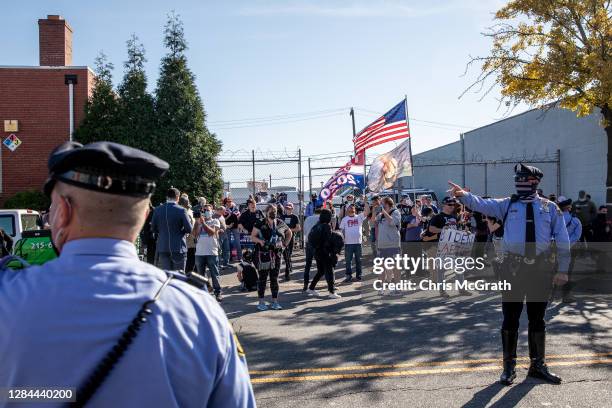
[[0, 141, 256, 407], [449, 163, 570, 386]]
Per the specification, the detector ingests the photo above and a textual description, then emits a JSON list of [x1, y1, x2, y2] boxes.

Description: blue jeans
[[195, 255, 221, 295], [370, 227, 377, 257], [229, 228, 242, 261], [219, 233, 230, 266], [344, 244, 362, 278], [157, 252, 186, 271]]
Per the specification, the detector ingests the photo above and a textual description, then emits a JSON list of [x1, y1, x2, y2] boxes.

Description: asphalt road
[[217, 248, 612, 408]]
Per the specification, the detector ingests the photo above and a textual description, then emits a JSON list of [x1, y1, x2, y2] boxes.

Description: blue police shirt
[[0, 238, 256, 408], [563, 211, 582, 245], [459, 193, 570, 272]]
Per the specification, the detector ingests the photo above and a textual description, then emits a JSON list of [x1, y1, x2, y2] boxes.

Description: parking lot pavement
[[216, 249, 612, 408]]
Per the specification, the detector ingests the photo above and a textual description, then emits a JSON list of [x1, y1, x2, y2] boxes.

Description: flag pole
[[350, 107, 365, 193], [404, 95, 415, 191]]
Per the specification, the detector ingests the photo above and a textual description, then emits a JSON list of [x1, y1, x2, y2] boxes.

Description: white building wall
[[399, 107, 607, 205]]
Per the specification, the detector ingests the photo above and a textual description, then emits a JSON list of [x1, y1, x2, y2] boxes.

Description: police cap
[[514, 163, 543, 180], [557, 195, 572, 208], [44, 141, 169, 197]]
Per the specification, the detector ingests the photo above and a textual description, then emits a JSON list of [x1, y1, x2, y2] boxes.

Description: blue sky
[[5, 0, 520, 186]]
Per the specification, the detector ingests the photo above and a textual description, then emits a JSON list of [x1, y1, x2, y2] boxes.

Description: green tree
[[73, 51, 119, 144], [116, 34, 155, 150], [152, 11, 223, 203], [464, 0, 611, 211]]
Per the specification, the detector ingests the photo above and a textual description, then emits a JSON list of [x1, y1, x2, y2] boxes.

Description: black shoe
[[528, 360, 561, 384], [355, 276, 362, 281], [439, 290, 450, 298], [284, 275, 291, 281], [215, 293, 223, 302], [343, 276, 353, 283], [499, 330, 518, 385], [527, 330, 562, 384]]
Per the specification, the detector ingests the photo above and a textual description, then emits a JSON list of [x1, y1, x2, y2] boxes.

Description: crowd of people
[[141, 184, 611, 309]]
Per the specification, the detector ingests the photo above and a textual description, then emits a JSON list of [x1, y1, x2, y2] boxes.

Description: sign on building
[[3, 134, 22, 152], [3, 120, 19, 132]]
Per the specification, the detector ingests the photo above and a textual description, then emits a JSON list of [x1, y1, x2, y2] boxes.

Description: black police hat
[[514, 163, 543, 180], [557, 196, 572, 208], [44, 141, 169, 197]]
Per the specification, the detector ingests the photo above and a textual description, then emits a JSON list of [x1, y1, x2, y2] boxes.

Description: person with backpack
[[302, 206, 322, 292], [306, 209, 343, 299], [251, 204, 292, 311], [236, 249, 258, 291]]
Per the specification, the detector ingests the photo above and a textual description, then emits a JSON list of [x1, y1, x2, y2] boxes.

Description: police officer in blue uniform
[[0, 141, 256, 407], [449, 163, 570, 386]]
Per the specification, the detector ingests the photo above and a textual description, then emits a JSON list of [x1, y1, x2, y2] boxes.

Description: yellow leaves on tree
[[466, 0, 611, 123]]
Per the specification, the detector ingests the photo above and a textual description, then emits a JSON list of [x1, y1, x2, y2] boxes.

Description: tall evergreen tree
[[73, 51, 119, 144], [152, 12, 223, 203], [117, 34, 155, 150]]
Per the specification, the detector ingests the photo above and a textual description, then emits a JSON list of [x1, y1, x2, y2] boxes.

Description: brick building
[[0, 15, 94, 203]]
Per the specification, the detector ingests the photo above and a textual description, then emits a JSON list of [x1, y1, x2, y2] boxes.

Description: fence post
[[461, 133, 466, 186], [308, 157, 312, 197], [556, 149, 561, 196], [484, 162, 488, 196], [251, 150, 256, 197], [298, 149, 303, 248]]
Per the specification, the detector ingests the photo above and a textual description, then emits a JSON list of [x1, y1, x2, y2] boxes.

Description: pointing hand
[[447, 181, 467, 198]]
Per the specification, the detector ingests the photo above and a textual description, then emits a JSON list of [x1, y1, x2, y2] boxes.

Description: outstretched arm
[[448, 181, 507, 220]]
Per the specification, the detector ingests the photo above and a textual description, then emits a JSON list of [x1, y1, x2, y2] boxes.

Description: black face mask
[[269, 213, 277, 219]]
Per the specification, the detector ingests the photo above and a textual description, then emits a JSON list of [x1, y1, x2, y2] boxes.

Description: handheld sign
[[436, 227, 475, 259]]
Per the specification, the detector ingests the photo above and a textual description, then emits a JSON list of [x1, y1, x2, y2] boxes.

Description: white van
[[0, 209, 41, 243]]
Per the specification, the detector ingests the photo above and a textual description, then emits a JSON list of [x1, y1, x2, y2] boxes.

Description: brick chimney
[[38, 15, 73, 66]]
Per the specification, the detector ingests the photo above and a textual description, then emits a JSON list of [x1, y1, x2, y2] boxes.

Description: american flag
[[353, 100, 410, 153]]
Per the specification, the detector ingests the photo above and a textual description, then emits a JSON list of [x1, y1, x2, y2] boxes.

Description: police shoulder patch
[[548, 200, 562, 215]]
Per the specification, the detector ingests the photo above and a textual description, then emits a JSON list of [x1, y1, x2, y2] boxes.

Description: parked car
[[0, 209, 41, 243], [375, 189, 439, 206]]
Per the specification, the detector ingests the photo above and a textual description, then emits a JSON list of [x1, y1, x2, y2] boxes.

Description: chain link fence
[[406, 152, 561, 200], [218, 150, 303, 206], [218, 150, 304, 246]]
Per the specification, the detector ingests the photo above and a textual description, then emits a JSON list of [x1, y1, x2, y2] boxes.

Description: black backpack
[[329, 230, 344, 255], [308, 223, 325, 249]]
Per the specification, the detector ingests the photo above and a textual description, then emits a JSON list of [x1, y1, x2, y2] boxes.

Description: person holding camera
[[192, 204, 222, 302], [251, 204, 292, 311]]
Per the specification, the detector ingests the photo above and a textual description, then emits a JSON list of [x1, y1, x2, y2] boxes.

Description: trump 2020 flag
[[353, 100, 410, 153], [367, 139, 413, 192], [317, 155, 365, 205]]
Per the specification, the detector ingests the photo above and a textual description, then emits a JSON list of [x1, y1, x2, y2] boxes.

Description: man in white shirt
[[339, 203, 369, 282], [192, 204, 222, 301]]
